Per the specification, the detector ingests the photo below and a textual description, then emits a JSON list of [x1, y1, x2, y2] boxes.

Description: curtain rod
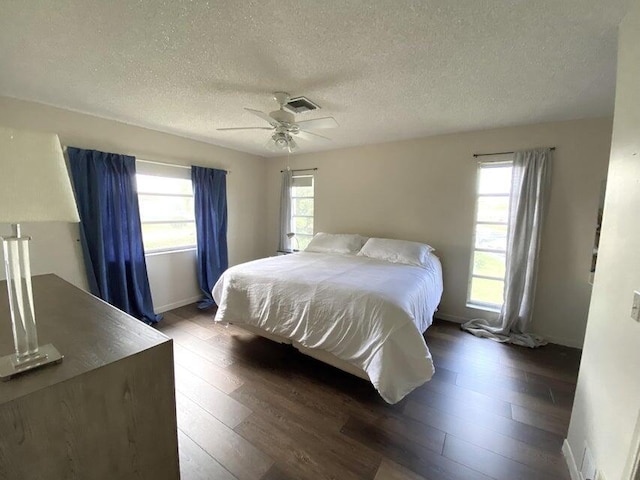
[[137, 158, 230, 174], [61, 147, 230, 174], [473, 147, 556, 158], [280, 167, 318, 173]]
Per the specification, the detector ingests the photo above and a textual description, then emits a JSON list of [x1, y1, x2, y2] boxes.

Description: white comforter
[[212, 252, 443, 403]]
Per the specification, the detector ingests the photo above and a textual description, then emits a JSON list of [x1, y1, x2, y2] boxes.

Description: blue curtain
[[192, 166, 228, 309], [68, 147, 160, 324]]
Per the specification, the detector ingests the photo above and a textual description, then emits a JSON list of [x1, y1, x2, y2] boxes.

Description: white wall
[[0, 96, 268, 312], [567, 1, 640, 478], [267, 118, 612, 347]]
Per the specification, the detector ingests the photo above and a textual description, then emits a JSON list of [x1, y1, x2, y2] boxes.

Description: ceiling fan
[[217, 92, 338, 153]]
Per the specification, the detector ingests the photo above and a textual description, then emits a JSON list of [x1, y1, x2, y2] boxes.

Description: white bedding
[[212, 251, 443, 403]]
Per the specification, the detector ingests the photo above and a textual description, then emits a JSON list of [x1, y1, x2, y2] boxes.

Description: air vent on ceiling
[[284, 96, 320, 114]]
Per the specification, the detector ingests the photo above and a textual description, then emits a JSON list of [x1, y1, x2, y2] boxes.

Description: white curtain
[[278, 169, 293, 251], [462, 148, 552, 347]]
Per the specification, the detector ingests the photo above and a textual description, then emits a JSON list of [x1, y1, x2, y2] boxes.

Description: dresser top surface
[[0, 274, 171, 403]]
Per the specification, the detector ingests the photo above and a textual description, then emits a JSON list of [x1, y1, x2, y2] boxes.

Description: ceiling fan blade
[[217, 126, 274, 131], [245, 108, 278, 126], [296, 116, 338, 130], [296, 130, 331, 142]]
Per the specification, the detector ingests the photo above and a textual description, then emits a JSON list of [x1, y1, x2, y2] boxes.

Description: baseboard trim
[[433, 313, 468, 324], [434, 312, 583, 349], [155, 295, 202, 314], [543, 335, 584, 350], [563, 439, 581, 480]]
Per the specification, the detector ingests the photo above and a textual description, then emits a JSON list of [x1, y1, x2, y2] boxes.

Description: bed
[[212, 247, 443, 404]]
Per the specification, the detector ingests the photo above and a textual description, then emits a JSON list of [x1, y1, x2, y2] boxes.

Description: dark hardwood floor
[[156, 305, 580, 480]]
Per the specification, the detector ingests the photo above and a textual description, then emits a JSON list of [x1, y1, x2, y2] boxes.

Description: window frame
[[136, 166, 197, 255], [466, 159, 513, 312], [290, 174, 315, 250]]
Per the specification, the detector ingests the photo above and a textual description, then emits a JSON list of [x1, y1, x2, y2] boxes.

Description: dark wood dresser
[[0, 274, 179, 479]]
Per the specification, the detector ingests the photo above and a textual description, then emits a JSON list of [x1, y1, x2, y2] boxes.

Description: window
[[136, 170, 196, 253], [291, 174, 314, 250], [468, 160, 513, 311]]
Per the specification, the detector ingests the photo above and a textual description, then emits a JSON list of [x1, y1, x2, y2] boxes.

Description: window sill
[[466, 302, 502, 314], [145, 246, 197, 257]]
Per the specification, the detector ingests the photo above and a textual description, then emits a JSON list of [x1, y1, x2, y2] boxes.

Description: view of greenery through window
[[291, 175, 314, 250], [468, 162, 513, 309], [137, 174, 196, 252]]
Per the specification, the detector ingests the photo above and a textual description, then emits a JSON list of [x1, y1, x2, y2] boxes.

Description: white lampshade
[[0, 127, 80, 224]]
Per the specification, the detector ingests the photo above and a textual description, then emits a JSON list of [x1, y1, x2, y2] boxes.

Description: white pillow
[[357, 238, 434, 267], [304, 233, 368, 255]]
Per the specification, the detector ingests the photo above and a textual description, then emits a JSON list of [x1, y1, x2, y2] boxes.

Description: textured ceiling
[[0, 0, 629, 157]]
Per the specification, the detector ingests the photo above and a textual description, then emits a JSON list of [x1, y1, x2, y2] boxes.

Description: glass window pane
[[139, 195, 194, 222], [294, 216, 314, 235], [292, 175, 313, 187], [470, 277, 504, 306], [475, 224, 508, 251], [141, 222, 196, 251], [137, 174, 192, 195], [292, 185, 313, 198], [477, 196, 509, 223], [478, 166, 512, 194], [293, 198, 314, 216], [473, 251, 506, 278]]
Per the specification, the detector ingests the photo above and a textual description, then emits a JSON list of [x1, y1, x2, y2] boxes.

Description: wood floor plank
[[526, 371, 577, 391], [236, 412, 381, 480], [176, 392, 273, 480], [174, 364, 252, 429], [443, 434, 563, 480], [171, 303, 212, 321], [525, 372, 578, 410], [182, 313, 254, 339], [404, 399, 564, 453], [549, 389, 576, 411], [259, 465, 299, 480], [430, 351, 528, 382], [427, 334, 515, 364], [162, 311, 218, 340], [341, 416, 491, 480], [408, 384, 513, 423], [230, 380, 349, 433], [375, 412, 447, 454], [374, 459, 426, 480], [500, 355, 579, 383], [394, 400, 568, 476], [178, 429, 238, 480], [428, 342, 510, 373], [454, 373, 570, 420], [456, 371, 552, 399], [431, 366, 458, 385], [410, 377, 513, 418], [511, 404, 570, 436], [178, 319, 218, 341], [173, 343, 244, 394], [160, 323, 236, 367]]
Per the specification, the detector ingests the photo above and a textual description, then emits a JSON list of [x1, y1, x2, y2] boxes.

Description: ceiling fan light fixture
[[272, 132, 292, 149]]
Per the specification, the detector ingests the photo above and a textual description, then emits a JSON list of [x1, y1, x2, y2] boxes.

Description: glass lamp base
[[0, 343, 63, 381]]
